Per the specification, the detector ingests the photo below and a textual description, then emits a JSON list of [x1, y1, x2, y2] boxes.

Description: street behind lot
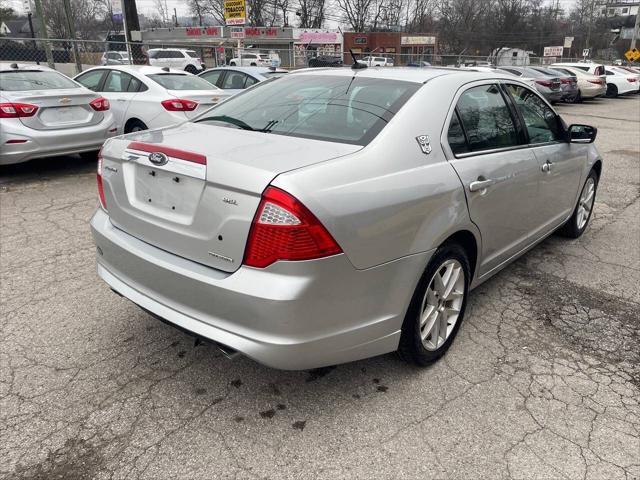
[[1, 96, 639, 479]]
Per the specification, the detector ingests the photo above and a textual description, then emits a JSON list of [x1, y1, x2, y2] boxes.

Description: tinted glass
[[75, 70, 106, 91], [186, 50, 199, 58], [147, 74, 216, 90], [147, 50, 159, 59], [263, 71, 288, 78], [594, 66, 605, 75], [195, 75, 419, 146], [127, 76, 143, 92], [0, 70, 80, 91], [201, 70, 223, 86], [506, 84, 561, 143], [103, 70, 133, 92], [456, 84, 519, 151], [222, 71, 248, 89], [448, 111, 469, 155], [244, 75, 258, 87], [167, 51, 184, 58], [574, 66, 589, 72], [499, 67, 521, 76]]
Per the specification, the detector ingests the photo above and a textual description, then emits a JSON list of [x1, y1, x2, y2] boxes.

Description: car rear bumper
[[578, 83, 607, 98], [0, 115, 116, 165], [91, 208, 431, 370]]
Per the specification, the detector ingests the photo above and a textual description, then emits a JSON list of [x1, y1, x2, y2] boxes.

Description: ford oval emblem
[[148, 152, 168, 166]]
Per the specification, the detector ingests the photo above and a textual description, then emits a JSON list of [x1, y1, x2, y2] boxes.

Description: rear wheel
[[229, 61, 236, 66], [125, 119, 148, 134], [398, 243, 470, 366], [79, 150, 99, 160], [557, 170, 598, 238], [250, 62, 257, 66], [184, 64, 197, 74], [606, 84, 618, 98]]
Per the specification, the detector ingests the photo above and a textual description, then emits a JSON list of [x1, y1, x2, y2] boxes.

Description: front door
[[446, 83, 541, 276], [503, 83, 584, 236]]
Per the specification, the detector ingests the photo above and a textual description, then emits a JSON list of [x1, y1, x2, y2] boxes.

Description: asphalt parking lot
[[1, 95, 639, 480]]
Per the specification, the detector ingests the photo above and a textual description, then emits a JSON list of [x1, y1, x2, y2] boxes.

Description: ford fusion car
[[91, 67, 602, 370]]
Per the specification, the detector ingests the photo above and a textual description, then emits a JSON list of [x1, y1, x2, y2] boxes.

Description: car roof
[[289, 66, 516, 84], [77, 65, 193, 76], [147, 47, 196, 52], [201, 66, 287, 76], [0, 62, 55, 72]]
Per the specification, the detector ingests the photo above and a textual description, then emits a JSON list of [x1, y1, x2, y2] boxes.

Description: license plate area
[[39, 106, 91, 126]]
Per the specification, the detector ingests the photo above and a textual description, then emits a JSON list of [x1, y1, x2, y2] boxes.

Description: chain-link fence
[[1, 36, 632, 76]]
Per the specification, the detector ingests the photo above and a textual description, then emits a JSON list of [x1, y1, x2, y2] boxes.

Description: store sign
[[354, 37, 367, 45], [186, 27, 221, 37], [563, 36, 574, 48], [298, 31, 338, 43], [110, 0, 122, 21], [543, 45, 564, 57], [401, 36, 436, 46], [245, 27, 278, 37], [224, 0, 246, 25], [230, 27, 245, 39]]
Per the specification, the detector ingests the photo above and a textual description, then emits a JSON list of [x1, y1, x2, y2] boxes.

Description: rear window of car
[[147, 73, 216, 90], [186, 50, 199, 58], [194, 74, 420, 146], [263, 71, 288, 78], [0, 70, 79, 91], [259, 54, 270, 60]]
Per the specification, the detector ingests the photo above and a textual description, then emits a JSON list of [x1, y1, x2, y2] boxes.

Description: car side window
[[201, 70, 223, 86], [223, 71, 248, 89], [447, 110, 469, 155], [75, 70, 106, 91], [455, 84, 519, 152], [505, 84, 561, 144], [244, 75, 258, 88], [127, 75, 145, 92], [103, 70, 132, 93]]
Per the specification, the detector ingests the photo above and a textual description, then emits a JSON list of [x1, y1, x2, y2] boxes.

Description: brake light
[[0, 102, 38, 118], [97, 151, 107, 210], [90, 97, 110, 111], [588, 79, 603, 85], [535, 80, 553, 87], [244, 186, 342, 268], [161, 99, 198, 111], [627, 78, 637, 83], [560, 78, 570, 84]]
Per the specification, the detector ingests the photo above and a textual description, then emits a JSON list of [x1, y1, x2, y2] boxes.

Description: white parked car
[[361, 56, 394, 67], [228, 52, 272, 67], [549, 65, 607, 100], [199, 66, 288, 96], [552, 62, 606, 77], [602, 66, 640, 97], [0, 63, 116, 165], [74, 66, 228, 134], [101, 51, 130, 65], [147, 48, 205, 74]]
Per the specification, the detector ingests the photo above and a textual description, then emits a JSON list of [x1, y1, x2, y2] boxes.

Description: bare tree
[[154, 0, 170, 26], [336, 0, 375, 31], [187, 0, 206, 25], [296, 0, 325, 28], [40, 0, 106, 40]]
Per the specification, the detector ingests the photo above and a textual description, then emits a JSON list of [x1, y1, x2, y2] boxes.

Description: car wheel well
[[124, 118, 147, 134], [440, 230, 478, 280], [592, 160, 602, 180]]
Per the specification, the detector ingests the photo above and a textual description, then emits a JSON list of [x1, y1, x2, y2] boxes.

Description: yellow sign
[[224, 0, 246, 25], [625, 48, 640, 62]]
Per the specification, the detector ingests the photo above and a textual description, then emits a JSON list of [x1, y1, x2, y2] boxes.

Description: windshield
[[0, 70, 79, 91], [194, 74, 419, 145], [147, 73, 217, 90]]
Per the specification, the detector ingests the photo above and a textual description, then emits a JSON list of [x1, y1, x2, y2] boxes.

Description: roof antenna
[[350, 49, 367, 70]]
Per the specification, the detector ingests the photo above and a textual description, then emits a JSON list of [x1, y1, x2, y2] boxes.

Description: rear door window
[[147, 73, 215, 90], [103, 70, 134, 92], [222, 71, 249, 89], [447, 110, 469, 155], [455, 84, 520, 152], [505, 84, 561, 144], [200, 69, 224, 87], [244, 75, 258, 88]]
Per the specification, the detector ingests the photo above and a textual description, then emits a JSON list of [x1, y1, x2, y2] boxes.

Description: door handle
[[541, 160, 553, 172], [469, 178, 495, 192]]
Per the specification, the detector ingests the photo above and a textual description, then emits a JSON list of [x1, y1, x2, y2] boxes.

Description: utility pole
[[174, 7, 179, 27], [62, 0, 83, 74], [123, 0, 144, 64], [631, 8, 640, 50], [32, 0, 54, 68]]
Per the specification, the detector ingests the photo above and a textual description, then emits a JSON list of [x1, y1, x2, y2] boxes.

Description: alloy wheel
[[419, 259, 465, 351], [577, 177, 596, 230]]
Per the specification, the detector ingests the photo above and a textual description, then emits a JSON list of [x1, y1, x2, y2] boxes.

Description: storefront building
[[343, 32, 437, 65]]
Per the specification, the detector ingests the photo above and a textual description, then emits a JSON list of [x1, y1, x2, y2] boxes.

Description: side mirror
[[568, 124, 597, 144]]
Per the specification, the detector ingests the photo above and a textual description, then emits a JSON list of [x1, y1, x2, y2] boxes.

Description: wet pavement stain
[[230, 379, 243, 388], [292, 421, 307, 431], [305, 366, 337, 382], [276, 404, 287, 410], [260, 409, 276, 419]]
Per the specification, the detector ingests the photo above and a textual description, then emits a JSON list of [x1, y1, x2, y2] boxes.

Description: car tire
[[568, 90, 581, 103], [229, 62, 236, 66], [557, 170, 599, 239], [250, 63, 257, 66], [79, 150, 99, 160], [398, 243, 470, 366], [606, 84, 618, 98], [184, 65, 197, 74], [125, 119, 148, 134]]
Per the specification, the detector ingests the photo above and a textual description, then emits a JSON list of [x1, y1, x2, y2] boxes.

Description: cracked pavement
[[1, 96, 639, 480]]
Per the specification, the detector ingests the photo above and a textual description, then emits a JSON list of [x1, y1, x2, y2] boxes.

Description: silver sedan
[[91, 67, 602, 369], [0, 63, 116, 165]]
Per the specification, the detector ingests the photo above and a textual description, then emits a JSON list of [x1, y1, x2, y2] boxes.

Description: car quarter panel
[[273, 74, 480, 271]]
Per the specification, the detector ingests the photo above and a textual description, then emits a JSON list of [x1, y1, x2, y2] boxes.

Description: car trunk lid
[[3, 88, 103, 130], [100, 122, 361, 272]]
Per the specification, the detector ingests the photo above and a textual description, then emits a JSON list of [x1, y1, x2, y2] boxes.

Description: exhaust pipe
[[216, 342, 240, 360]]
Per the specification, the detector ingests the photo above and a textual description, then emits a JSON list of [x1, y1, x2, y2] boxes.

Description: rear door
[[99, 70, 142, 134], [503, 83, 583, 237], [445, 83, 541, 276]]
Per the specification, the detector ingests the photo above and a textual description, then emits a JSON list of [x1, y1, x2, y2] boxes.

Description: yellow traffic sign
[[624, 48, 640, 62]]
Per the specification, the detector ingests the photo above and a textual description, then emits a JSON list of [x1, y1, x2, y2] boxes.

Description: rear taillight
[[0, 102, 38, 118], [90, 97, 110, 111], [560, 78, 570, 84], [535, 80, 553, 87], [161, 99, 198, 111], [627, 78, 637, 83], [588, 79, 603, 85], [243, 186, 342, 268], [97, 151, 107, 211]]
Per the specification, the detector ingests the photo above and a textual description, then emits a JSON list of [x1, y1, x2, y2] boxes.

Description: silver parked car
[[0, 63, 116, 165], [498, 66, 563, 103], [91, 68, 602, 369]]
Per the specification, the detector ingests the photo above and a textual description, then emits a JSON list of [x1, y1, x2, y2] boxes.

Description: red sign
[[244, 27, 278, 37], [186, 27, 221, 37]]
